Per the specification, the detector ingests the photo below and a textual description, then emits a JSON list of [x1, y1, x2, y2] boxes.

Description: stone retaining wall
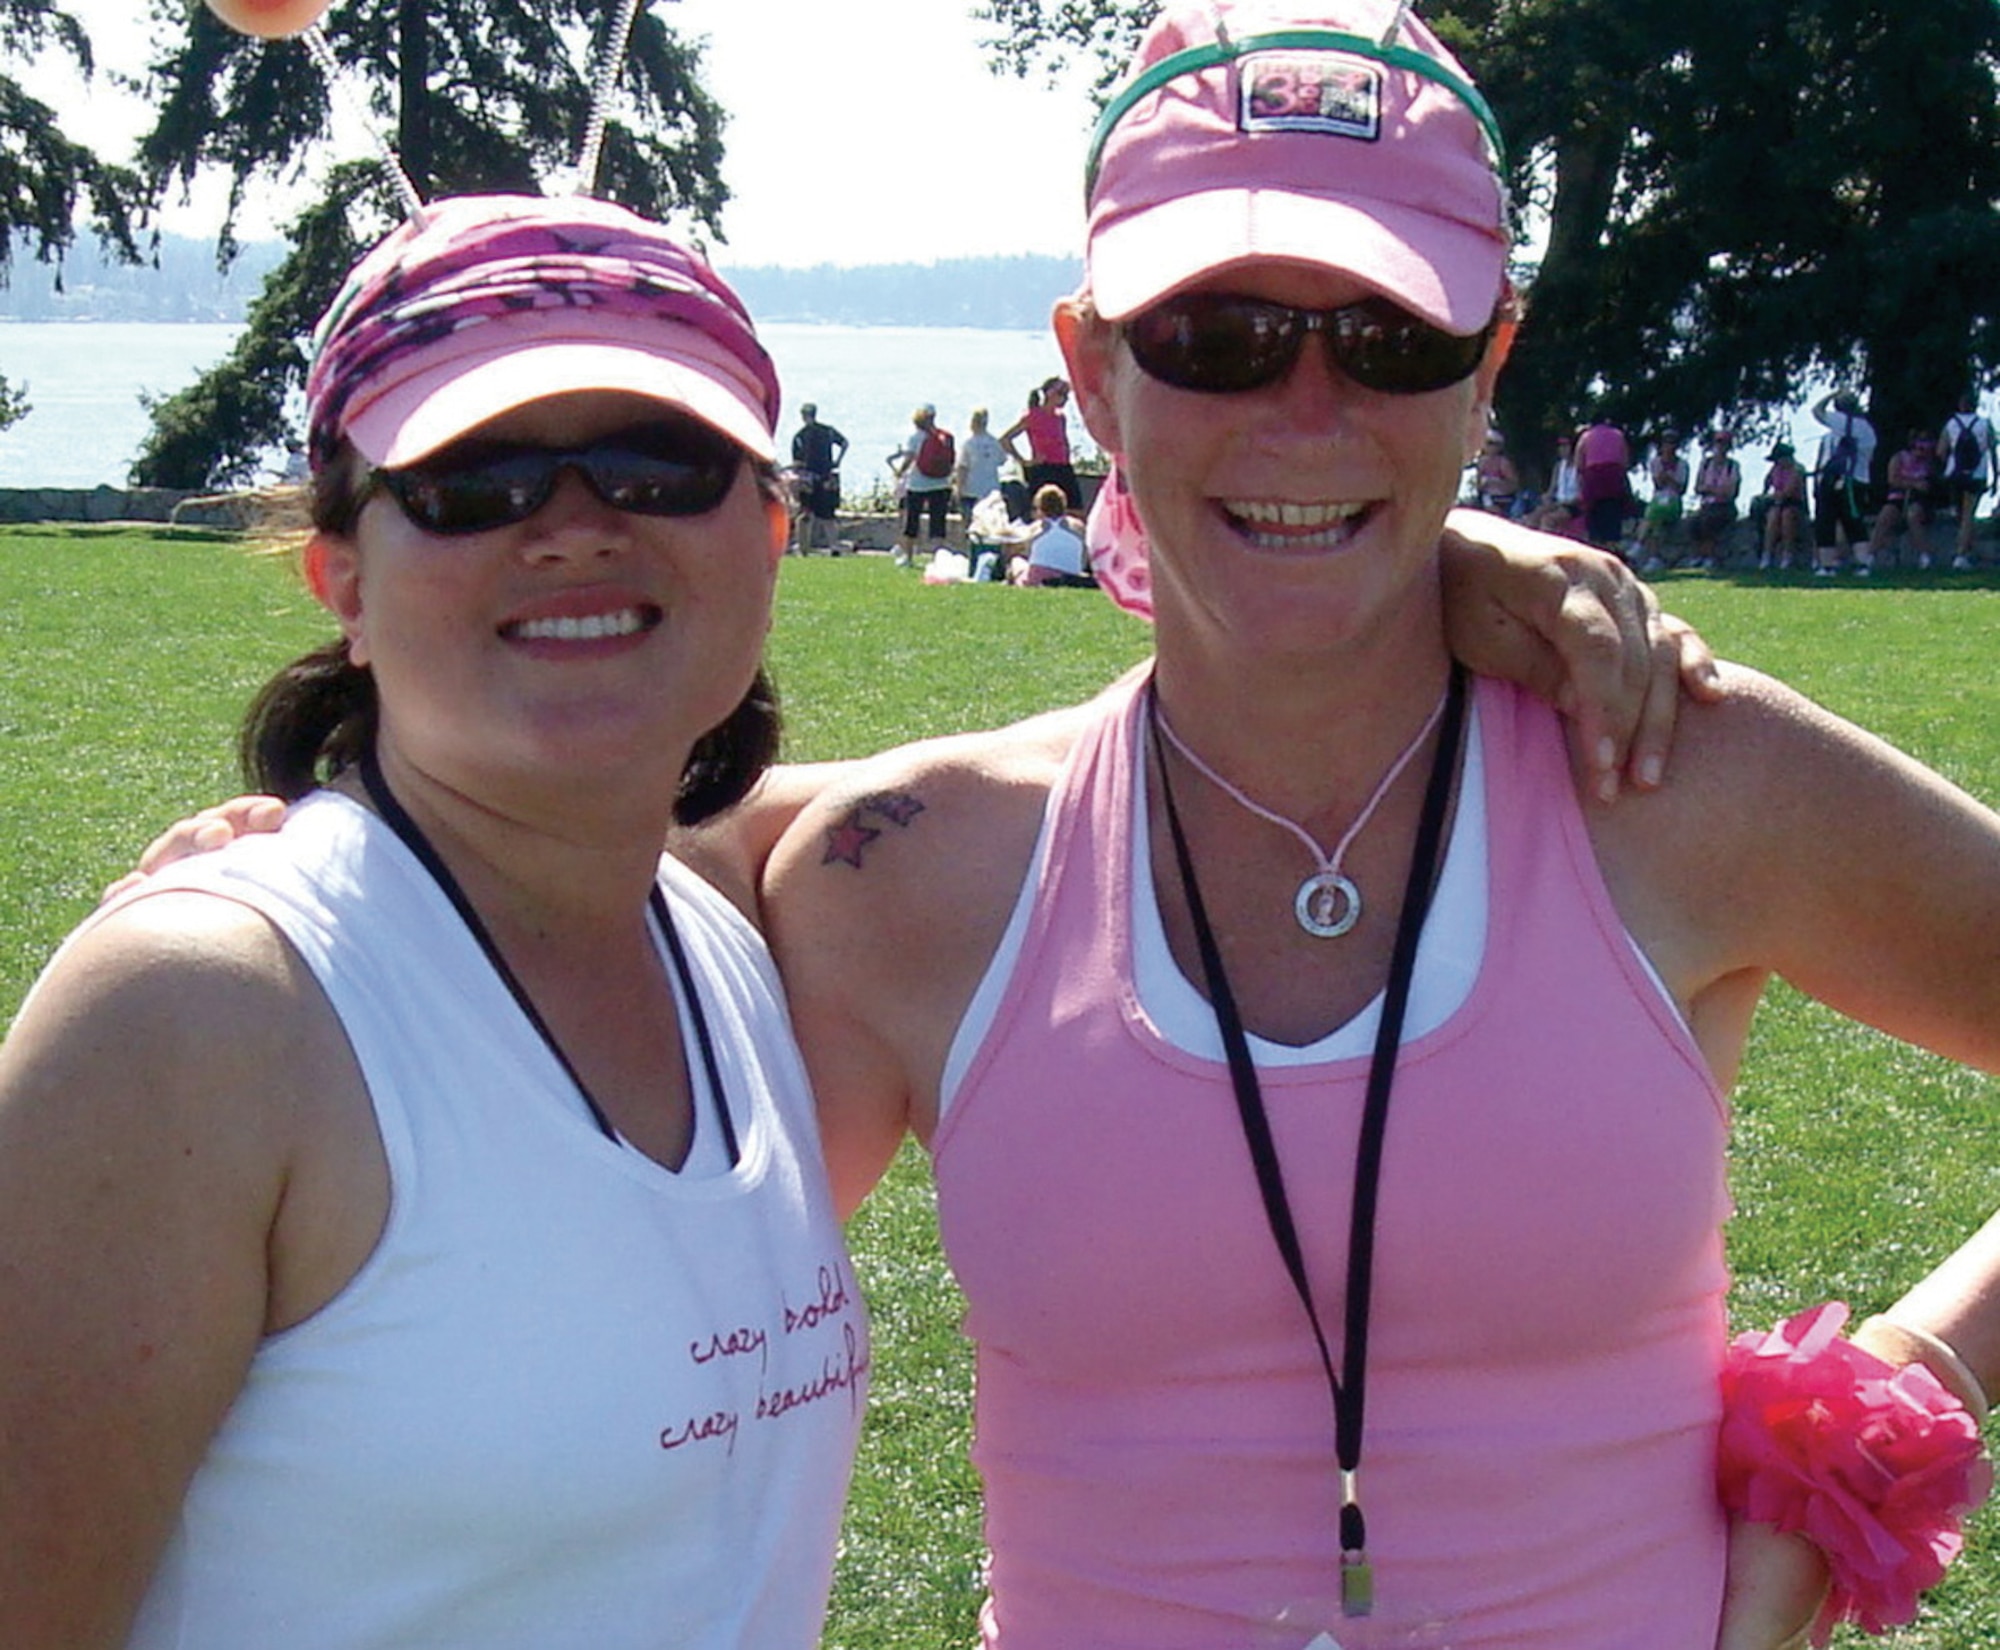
[[0, 486, 265, 529], [5, 480, 1987, 567]]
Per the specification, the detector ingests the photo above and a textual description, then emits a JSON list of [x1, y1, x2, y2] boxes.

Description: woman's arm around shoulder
[[111, 768, 870, 930], [761, 711, 1086, 1218], [0, 894, 369, 1648], [1438, 508, 1723, 800]]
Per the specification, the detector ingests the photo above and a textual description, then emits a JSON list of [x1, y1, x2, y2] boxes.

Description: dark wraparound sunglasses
[[1121, 293, 1495, 398], [371, 419, 744, 537]]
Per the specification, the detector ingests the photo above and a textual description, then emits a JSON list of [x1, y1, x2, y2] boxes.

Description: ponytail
[[239, 639, 378, 800]]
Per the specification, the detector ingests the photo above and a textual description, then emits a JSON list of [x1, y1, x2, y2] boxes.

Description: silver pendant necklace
[[1151, 684, 1451, 938]]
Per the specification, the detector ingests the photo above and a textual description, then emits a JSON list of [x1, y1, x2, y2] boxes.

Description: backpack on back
[[1953, 418, 1983, 477], [915, 425, 956, 479]]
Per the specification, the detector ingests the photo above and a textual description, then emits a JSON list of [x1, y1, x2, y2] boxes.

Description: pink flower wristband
[[1718, 1301, 1992, 1645]]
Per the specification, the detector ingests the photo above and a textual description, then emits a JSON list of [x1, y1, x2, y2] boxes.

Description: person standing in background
[[1758, 441, 1808, 570], [1002, 377, 1081, 509], [1812, 390, 1877, 576], [888, 402, 956, 567], [1937, 393, 1994, 569], [1576, 411, 1634, 553], [790, 402, 849, 554], [955, 407, 1008, 531]]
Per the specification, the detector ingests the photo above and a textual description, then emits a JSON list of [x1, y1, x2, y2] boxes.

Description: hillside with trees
[[0, 232, 285, 321], [714, 254, 1080, 331], [0, 234, 1080, 330]]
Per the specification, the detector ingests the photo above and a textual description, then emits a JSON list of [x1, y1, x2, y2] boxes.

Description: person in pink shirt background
[[1759, 440, 1809, 569], [1002, 376, 1082, 509], [1576, 412, 1635, 551], [1870, 427, 1937, 568]]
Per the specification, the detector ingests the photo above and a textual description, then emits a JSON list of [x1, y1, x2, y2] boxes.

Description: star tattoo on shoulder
[[821, 791, 927, 868], [822, 814, 880, 868]]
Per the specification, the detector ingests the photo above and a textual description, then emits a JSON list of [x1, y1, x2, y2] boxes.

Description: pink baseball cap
[[1083, 0, 1511, 330], [305, 194, 780, 472]]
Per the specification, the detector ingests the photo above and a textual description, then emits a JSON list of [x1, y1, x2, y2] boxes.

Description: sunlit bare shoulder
[[1585, 661, 2000, 1075]]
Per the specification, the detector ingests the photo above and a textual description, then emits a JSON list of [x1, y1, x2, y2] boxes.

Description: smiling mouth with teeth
[[502, 606, 661, 643], [1220, 498, 1373, 548]]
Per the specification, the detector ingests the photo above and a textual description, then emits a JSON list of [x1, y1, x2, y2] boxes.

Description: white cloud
[[673, 0, 1094, 266]]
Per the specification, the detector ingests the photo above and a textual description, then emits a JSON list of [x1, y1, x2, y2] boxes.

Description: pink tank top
[[934, 675, 1730, 1649], [1576, 422, 1629, 470], [1024, 402, 1070, 465]]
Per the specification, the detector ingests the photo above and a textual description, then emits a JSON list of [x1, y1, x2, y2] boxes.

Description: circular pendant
[[1295, 870, 1361, 938]]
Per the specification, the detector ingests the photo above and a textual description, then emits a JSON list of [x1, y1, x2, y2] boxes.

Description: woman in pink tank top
[[762, 2, 2000, 1647], [1003, 376, 1083, 508]]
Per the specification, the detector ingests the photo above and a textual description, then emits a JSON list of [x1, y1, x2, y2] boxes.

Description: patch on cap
[[1240, 50, 1382, 142]]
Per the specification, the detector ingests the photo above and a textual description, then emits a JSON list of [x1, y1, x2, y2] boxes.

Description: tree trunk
[[1498, 118, 1627, 482], [396, 0, 432, 196]]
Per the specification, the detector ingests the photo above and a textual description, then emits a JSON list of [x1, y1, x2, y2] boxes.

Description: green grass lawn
[[5, 530, 2000, 1647]]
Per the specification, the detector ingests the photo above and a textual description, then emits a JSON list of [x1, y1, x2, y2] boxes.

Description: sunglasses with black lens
[[371, 419, 744, 537], [1121, 293, 1495, 398]]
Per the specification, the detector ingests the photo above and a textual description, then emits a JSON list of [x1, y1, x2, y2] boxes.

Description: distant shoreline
[[0, 231, 1082, 331]]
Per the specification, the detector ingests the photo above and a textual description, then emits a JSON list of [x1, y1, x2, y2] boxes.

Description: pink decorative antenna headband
[[202, 0, 651, 214], [204, 0, 784, 475]]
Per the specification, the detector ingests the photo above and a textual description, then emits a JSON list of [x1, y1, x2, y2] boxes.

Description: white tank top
[[107, 793, 865, 1650]]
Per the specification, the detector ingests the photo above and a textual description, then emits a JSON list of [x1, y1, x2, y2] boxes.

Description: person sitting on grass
[[1686, 427, 1743, 568], [1013, 482, 1095, 587], [1759, 441, 1808, 570], [1870, 428, 1936, 570], [1525, 430, 1581, 534]]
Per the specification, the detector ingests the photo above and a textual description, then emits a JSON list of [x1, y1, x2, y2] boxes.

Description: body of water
[[0, 319, 1075, 492], [0, 322, 247, 489], [11, 318, 1961, 510]]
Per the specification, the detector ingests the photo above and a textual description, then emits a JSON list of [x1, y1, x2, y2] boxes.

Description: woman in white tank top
[[0, 193, 867, 1650]]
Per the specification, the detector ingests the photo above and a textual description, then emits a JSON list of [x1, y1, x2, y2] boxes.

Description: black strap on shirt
[[1147, 663, 1466, 1617], [359, 746, 738, 1166]]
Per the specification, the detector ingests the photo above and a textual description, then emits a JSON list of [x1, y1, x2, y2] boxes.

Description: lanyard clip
[[1340, 1550, 1374, 1618], [1339, 1469, 1371, 1617]]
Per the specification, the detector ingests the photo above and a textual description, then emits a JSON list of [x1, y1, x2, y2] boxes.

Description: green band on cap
[[1083, 27, 1508, 204]]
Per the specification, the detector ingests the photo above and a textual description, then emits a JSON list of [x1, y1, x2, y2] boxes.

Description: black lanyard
[[1147, 664, 1466, 1619], [358, 746, 738, 1167]]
